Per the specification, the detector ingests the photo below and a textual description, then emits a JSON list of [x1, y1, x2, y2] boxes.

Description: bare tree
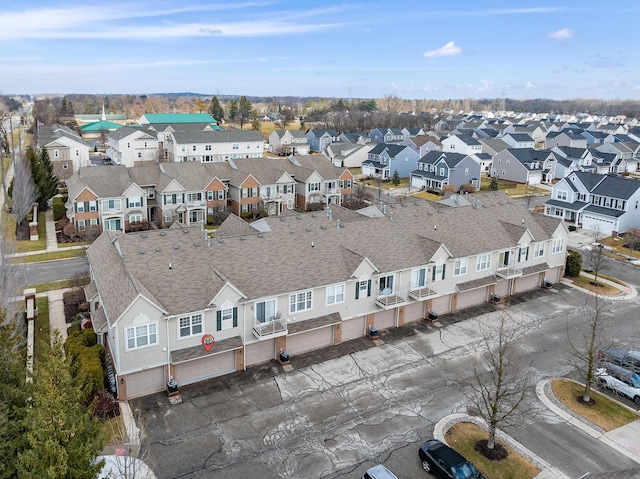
[[11, 155, 37, 240], [566, 290, 610, 404], [585, 226, 607, 287], [524, 184, 537, 210], [624, 227, 640, 261], [466, 308, 531, 455], [0, 223, 19, 318], [105, 407, 154, 479]]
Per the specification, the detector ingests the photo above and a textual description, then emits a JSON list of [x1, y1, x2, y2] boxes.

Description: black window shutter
[[442, 264, 446, 280], [232, 308, 238, 327], [355, 283, 360, 300], [367, 280, 371, 297], [216, 311, 222, 331]]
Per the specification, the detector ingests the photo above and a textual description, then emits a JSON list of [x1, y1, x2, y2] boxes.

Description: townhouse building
[[361, 143, 420, 179], [306, 129, 339, 152], [106, 127, 159, 167], [268, 129, 309, 155], [37, 123, 90, 181], [410, 151, 481, 191], [85, 192, 567, 399], [166, 130, 264, 162], [441, 134, 483, 156]]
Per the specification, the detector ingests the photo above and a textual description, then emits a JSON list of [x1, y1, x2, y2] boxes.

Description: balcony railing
[[375, 289, 408, 309], [408, 286, 438, 301], [252, 317, 288, 340], [496, 263, 523, 279], [186, 200, 205, 207]]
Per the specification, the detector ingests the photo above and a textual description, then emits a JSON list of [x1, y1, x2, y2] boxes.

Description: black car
[[419, 439, 486, 479]]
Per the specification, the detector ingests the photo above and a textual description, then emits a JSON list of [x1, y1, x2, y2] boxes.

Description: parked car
[[362, 464, 399, 479], [418, 439, 486, 479], [596, 366, 640, 405], [599, 347, 640, 374]]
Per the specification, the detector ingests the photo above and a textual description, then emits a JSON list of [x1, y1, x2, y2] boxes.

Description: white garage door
[[404, 302, 425, 323], [582, 215, 615, 236], [342, 316, 366, 341], [514, 273, 541, 293], [529, 175, 541, 185], [430, 295, 451, 316], [174, 351, 236, 386], [245, 339, 275, 366], [546, 266, 562, 283], [494, 280, 511, 298], [286, 326, 333, 355], [374, 309, 395, 330], [456, 287, 488, 310], [125, 366, 165, 399]]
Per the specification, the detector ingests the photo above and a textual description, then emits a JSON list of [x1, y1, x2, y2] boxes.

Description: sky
[[1, 1, 639, 100]]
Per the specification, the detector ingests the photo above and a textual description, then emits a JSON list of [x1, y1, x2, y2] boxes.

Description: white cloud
[[549, 28, 573, 40], [526, 82, 536, 89], [423, 41, 461, 58], [477, 79, 492, 92]]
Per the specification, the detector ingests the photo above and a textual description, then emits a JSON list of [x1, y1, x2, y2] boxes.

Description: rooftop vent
[[280, 217, 286, 221], [155, 248, 161, 252], [320, 225, 327, 230], [173, 245, 179, 250], [159, 232, 166, 236], [141, 234, 147, 238], [258, 233, 263, 238], [240, 236, 245, 240], [194, 242, 200, 247], [218, 238, 224, 243], [140, 250, 145, 254], [183, 229, 189, 234]]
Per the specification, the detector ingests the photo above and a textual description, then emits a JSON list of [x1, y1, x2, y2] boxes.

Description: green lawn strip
[[19, 248, 87, 263], [32, 277, 90, 293], [33, 296, 50, 362], [570, 274, 621, 295], [413, 191, 443, 202], [14, 212, 47, 252], [601, 236, 640, 260], [551, 379, 638, 431], [445, 422, 540, 479]]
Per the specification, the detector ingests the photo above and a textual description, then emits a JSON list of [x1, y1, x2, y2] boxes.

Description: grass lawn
[[478, 177, 549, 197], [19, 248, 87, 263], [569, 274, 621, 295], [600, 235, 640, 260], [1, 211, 48, 253], [34, 296, 50, 362], [32, 277, 90, 293], [551, 379, 638, 431], [414, 191, 443, 202], [445, 422, 541, 479]]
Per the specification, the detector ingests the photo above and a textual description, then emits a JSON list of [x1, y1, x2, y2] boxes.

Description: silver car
[[596, 366, 640, 405]]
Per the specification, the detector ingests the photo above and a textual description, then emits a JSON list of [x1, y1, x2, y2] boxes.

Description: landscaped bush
[[568, 225, 577, 232], [52, 196, 66, 221], [65, 328, 105, 397], [565, 250, 582, 277], [84, 389, 119, 419]]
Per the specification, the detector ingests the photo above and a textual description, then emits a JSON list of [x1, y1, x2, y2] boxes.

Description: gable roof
[[139, 113, 217, 124]]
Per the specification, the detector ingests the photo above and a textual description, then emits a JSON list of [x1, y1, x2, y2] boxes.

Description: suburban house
[[401, 135, 442, 157], [306, 129, 339, 152], [85, 191, 568, 399], [581, 130, 609, 146], [544, 171, 640, 235], [441, 134, 483, 156], [410, 151, 481, 192], [471, 152, 493, 176], [324, 143, 374, 168], [501, 133, 535, 149], [361, 143, 420, 179], [595, 142, 638, 172], [550, 146, 595, 178], [166, 130, 264, 162], [491, 148, 557, 185], [106, 127, 159, 167], [544, 131, 588, 149], [479, 138, 510, 157], [402, 127, 427, 138], [369, 128, 404, 143], [339, 132, 371, 145], [37, 123, 90, 181], [268, 129, 309, 155]]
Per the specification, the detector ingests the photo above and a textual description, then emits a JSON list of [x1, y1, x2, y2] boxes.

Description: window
[[552, 238, 565, 254], [453, 258, 468, 276], [186, 192, 202, 203], [476, 253, 491, 271], [217, 190, 225, 200], [164, 211, 173, 223], [127, 197, 142, 208], [206, 191, 214, 201], [432, 264, 446, 281], [411, 268, 426, 289], [439, 167, 445, 176], [556, 190, 568, 201], [129, 214, 142, 223], [76, 220, 85, 231], [256, 299, 276, 322], [205, 145, 212, 151], [498, 250, 510, 268], [308, 182, 320, 192], [89, 201, 97, 212], [232, 144, 239, 150], [356, 279, 371, 299], [290, 290, 312, 313], [76, 202, 85, 213], [53, 149, 59, 158], [147, 188, 155, 199], [534, 243, 545, 258], [179, 313, 203, 338], [518, 246, 529, 262], [103, 218, 122, 231], [126, 323, 157, 350], [378, 274, 394, 295], [217, 307, 238, 330], [102, 199, 121, 211], [192, 145, 197, 151], [89, 218, 98, 226], [181, 145, 186, 152], [326, 284, 345, 305]]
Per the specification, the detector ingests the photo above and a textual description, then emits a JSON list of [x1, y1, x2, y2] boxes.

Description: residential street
[[134, 284, 640, 479]]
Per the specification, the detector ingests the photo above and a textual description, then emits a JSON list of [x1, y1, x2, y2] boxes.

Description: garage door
[[546, 266, 562, 283], [286, 326, 333, 355], [514, 273, 541, 293], [174, 351, 236, 386], [494, 280, 511, 298], [342, 316, 366, 341], [125, 366, 165, 399], [456, 287, 488, 310], [374, 309, 395, 330], [404, 302, 425, 323], [430, 295, 451, 316], [245, 339, 275, 366], [582, 216, 615, 236]]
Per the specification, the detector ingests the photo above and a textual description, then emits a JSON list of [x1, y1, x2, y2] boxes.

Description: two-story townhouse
[[369, 128, 404, 143], [544, 171, 640, 235], [37, 123, 90, 181], [410, 151, 481, 191], [441, 134, 483, 156], [361, 143, 420, 179], [400, 135, 443, 158], [306, 129, 339, 152], [268, 129, 309, 155], [167, 130, 264, 162], [491, 148, 557, 185], [106, 127, 159, 167], [324, 143, 374, 168], [501, 133, 535, 149], [86, 191, 567, 399]]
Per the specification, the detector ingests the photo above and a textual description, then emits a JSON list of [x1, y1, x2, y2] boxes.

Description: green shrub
[[52, 196, 66, 221], [568, 225, 577, 232], [566, 250, 582, 277], [65, 328, 105, 396]]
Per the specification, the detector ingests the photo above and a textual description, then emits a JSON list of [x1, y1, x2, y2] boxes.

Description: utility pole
[[1, 113, 11, 211]]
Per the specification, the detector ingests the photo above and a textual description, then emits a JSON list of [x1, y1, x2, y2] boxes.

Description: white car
[[596, 366, 640, 405]]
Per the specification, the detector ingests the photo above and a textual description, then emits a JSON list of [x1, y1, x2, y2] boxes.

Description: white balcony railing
[[252, 317, 288, 340], [496, 262, 523, 279], [375, 289, 408, 309]]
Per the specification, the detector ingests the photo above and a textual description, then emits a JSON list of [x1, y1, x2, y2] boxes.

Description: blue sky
[[2, 1, 639, 100]]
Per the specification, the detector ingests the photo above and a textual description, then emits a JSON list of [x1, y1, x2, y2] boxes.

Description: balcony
[[252, 317, 288, 340], [408, 286, 438, 301], [375, 289, 408, 309], [186, 200, 205, 208], [496, 263, 523, 279]]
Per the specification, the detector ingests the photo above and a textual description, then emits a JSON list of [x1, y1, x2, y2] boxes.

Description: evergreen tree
[[26, 147, 58, 211], [17, 334, 104, 479], [392, 170, 401, 186], [226, 99, 238, 122], [0, 308, 29, 479], [489, 177, 499, 191], [237, 96, 253, 130], [209, 96, 225, 122]]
